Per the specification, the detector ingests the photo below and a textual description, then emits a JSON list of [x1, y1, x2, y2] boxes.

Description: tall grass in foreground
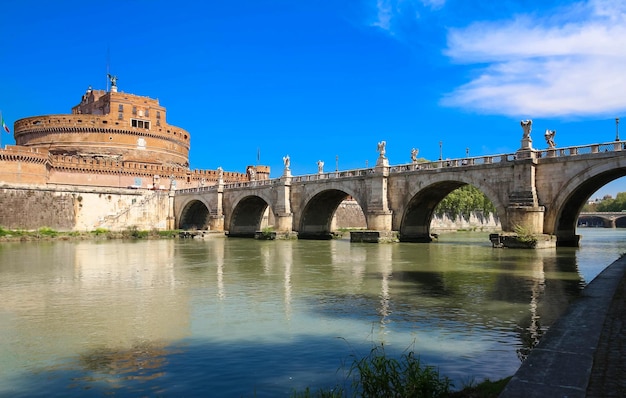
[[293, 344, 452, 398]]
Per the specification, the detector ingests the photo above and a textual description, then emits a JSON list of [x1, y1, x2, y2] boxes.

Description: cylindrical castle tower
[[14, 86, 190, 168]]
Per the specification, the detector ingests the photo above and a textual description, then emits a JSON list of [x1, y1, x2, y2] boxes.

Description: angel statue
[[545, 129, 556, 148], [377, 141, 386, 158], [520, 120, 532, 139], [317, 160, 324, 174]]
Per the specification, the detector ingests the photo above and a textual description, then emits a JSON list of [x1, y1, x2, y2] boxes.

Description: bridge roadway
[[175, 140, 626, 246]]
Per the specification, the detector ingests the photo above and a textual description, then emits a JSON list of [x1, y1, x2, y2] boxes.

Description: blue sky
[[1, 0, 625, 198]]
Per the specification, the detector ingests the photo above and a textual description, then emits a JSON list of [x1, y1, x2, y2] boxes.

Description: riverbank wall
[[1, 189, 501, 233], [0, 184, 170, 231], [333, 199, 501, 231]]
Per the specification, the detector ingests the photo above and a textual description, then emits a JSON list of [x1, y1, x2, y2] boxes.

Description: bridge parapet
[[389, 153, 516, 173], [535, 141, 621, 159], [292, 168, 376, 183], [175, 141, 621, 197]]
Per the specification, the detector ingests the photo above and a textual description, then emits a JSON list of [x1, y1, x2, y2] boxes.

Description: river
[[1, 229, 625, 397]]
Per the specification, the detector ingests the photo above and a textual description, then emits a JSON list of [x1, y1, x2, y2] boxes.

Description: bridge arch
[[178, 198, 213, 230], [398, 177, 506, 242], [227, 194, 272, 237], [578, 215, 613, 228], [297, 187, 366, 239], [543, 159, 626, 245]]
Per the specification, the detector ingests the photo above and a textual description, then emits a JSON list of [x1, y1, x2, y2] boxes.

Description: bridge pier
[[208, 214, 224, 231], [365, 210, 393, 231], [505, 205, 545, 234], [556, 233, 581, 247], [274, 212, 293, 232]]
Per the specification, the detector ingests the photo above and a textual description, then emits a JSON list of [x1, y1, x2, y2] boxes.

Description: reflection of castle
[[1, 82, 269, 189]]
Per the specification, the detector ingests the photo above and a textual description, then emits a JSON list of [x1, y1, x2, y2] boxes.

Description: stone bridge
[[174, 140, 626, 246], [578, 212, 626, 228]]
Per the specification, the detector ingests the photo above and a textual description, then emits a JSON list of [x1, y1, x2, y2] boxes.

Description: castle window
[[132, 106, 137, 115], [156, 119, 160, 126], [118, 104, 123, 112], [131, 119, 150, 129], [145, 109, 149, 117], [118, 113, 123, 120], [156, 111, 161, 119]]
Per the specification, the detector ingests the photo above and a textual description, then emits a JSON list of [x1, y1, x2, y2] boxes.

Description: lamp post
[[466, 147, 469, 157], [335, 155, 338, 172], [616, 117, 620, 141], [439, 141, 442, 161]]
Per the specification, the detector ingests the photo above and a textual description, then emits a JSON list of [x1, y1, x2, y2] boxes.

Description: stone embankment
[[334, 199, 501, 231], [0, 184, 170, 231]]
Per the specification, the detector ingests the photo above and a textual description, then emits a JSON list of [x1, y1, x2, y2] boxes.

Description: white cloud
[[371, 0, 445, 33], [372, 0, 394, 31], [442, 0, 626, 117]]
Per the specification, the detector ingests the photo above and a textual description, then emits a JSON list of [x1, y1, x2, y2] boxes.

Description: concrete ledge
[[500, 255, 626, 397], [489, 233, 557, 248]]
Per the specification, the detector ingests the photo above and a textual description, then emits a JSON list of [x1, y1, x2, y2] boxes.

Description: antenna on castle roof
[[106, 46, 111, 92]]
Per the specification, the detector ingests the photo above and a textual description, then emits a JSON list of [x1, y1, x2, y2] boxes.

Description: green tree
[[434, 185, 496, 221]]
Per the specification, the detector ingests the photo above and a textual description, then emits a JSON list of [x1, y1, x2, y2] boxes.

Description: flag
[[1, 116, 9, 134]]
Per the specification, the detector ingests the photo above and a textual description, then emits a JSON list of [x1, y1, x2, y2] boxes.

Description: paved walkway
[[586, 260, 626, 397], [500, 255, 626, 398]]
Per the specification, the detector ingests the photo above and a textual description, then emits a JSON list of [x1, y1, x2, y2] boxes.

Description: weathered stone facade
[[0, 185, 171, 231], [0, 84, 270, 230]]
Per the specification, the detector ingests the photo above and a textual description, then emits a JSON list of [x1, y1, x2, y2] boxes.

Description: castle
[[2, 79, 268, 189], [0, 79, 269, 231]]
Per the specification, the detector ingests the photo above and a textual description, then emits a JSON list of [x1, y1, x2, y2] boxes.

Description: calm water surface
[[1, 229, 625, 397]]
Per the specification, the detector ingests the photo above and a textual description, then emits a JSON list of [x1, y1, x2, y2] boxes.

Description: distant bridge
[[174, 140, 626, 246], [578, 212, 626, 228]]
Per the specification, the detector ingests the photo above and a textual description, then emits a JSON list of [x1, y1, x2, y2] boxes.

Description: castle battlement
[[1, 83, 269, 191]]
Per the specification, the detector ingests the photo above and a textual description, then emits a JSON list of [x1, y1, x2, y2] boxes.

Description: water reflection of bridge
[[578, 212, 626, 228]]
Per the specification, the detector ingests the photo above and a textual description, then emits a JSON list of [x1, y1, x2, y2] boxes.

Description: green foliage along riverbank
[[0, 226, 179, 241], [583, 192, 626, 212], [435, 185, 496, 221], [291, 343, 508, 398]]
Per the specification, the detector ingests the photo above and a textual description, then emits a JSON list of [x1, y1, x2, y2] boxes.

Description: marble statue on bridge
[[377, 141, 386, 158], [247, 166, 256, 181], [411, 148, 419, 163], [283, 155, 290, 169], [545, 129, 556, 149], [317, 160, 324, 174], [520, 119, 533, 149], [521, 120, 532, 138]]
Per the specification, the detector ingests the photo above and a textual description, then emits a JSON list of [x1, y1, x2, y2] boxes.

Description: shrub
[[37, 227, 58, 237], [292, 344, 452, 398], [350, 344, 451, 398]]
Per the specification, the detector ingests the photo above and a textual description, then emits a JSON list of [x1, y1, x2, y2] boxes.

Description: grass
[[291, 343, 510, 398], [0, 226, 181, 241]]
